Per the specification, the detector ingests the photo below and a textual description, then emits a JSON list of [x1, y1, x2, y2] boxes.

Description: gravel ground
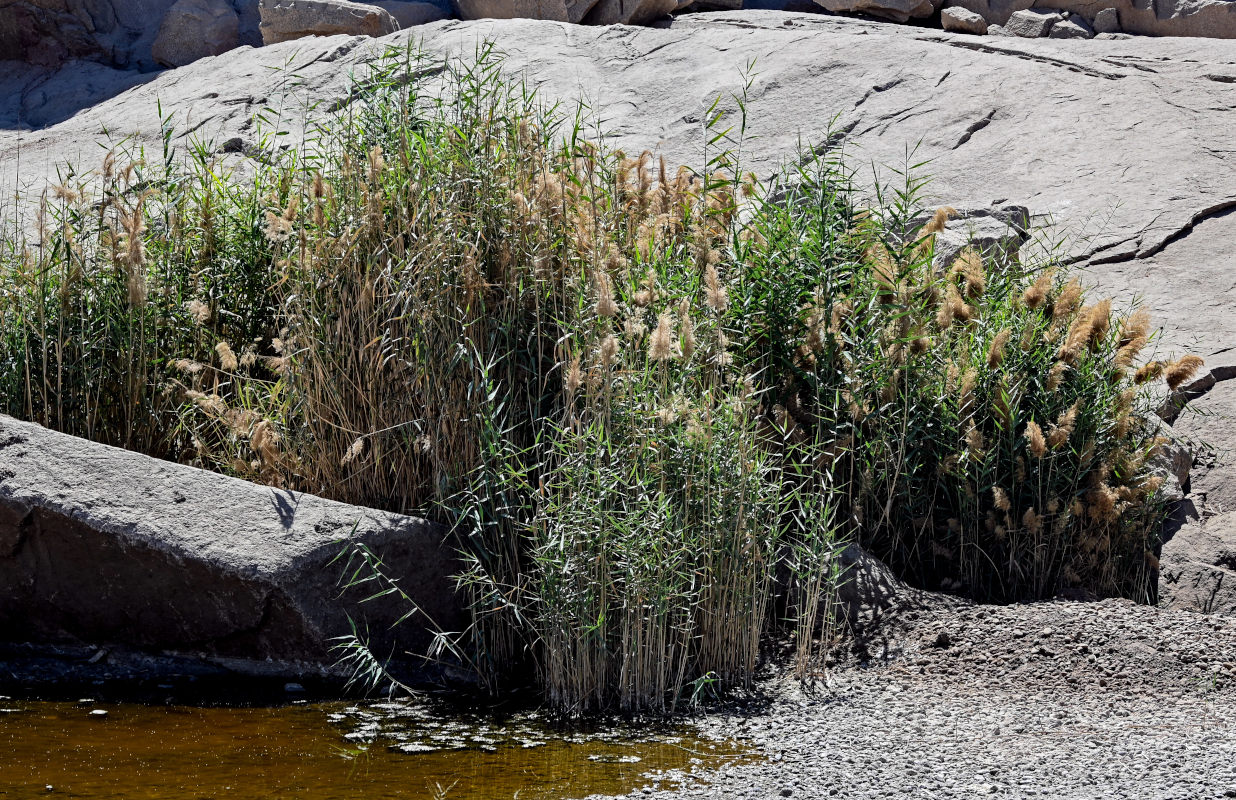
[[621, 598, 1236, 800]]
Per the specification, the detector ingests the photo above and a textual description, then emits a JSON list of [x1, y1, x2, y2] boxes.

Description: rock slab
[[258, 0, 398, 44], [0, 415, 464, 678]]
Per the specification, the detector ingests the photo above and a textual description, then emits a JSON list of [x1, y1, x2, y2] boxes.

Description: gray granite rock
[[1092, 6, 1120, 32], [1048, 14, 1093, 37], [941, 5, 988, 32], [945, 0, 1236, 36], [1005, 7, 1062, 35], [152, 0, 242, 67], [258, 0, 398, 44], [0, 415, 464, 678]]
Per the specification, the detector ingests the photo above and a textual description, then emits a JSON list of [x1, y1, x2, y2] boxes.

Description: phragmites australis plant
[[0, 43, 1190, 713]]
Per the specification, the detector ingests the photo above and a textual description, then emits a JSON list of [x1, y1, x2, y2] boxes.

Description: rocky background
[[3, 0, 1236, 79]]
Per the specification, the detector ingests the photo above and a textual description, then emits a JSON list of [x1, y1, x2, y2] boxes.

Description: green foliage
[[0, 43, 1183, 713]]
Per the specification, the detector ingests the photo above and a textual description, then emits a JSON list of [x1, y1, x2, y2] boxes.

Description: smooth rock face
[[941, 5, 988, 31], [0, 415, 464, 677], [815, 0, 937, 21], [1005, 7, 1062, 34], [152, 0, 242, 67], [258, 0, 398, 44]]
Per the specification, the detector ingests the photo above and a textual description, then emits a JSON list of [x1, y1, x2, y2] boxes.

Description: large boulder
[[1005, 7, 1063, 34], [151, 0, 242, 67], [258, 0, 398, 44], [0, 415, 465, 678], [814, 0, 938, 22], [0, 0, 259, 70], [454, 0, 601, 23]]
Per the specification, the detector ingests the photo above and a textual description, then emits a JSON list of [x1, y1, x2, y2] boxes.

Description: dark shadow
[[268, 489, 302, 530], [0, 60, 160, 131]]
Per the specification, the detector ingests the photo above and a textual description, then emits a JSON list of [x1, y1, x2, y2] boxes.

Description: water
[[0, 696, 751, 799]]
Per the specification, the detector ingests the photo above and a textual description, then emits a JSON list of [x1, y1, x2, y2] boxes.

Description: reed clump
[[0, 44, 1181, 712]]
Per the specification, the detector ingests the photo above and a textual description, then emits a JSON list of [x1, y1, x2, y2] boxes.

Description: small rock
[[942, 7, 988, 34], [1005, 8, 1062, 37], [1092, 7, 1120, 33], [284, 682, 306, 694], [1049, 16, 1094, 39], [89, 709, 108, 717]]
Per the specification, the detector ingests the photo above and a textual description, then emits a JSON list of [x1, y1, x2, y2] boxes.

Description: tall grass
[[0, 43, 1189, 712]]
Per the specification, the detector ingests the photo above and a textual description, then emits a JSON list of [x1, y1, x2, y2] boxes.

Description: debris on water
[[89, 709, 108, 717]]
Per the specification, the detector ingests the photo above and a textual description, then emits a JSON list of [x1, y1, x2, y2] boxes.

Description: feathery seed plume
[[648, 312, 676, 362], [215, 342, 238, 372], [1165, 354, 1204, 391], [987, 329, 1011, 369], [1133, 360, 1165, 385], [1025, 420, 1047, 458]]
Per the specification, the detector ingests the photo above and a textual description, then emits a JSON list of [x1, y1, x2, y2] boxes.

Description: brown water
[[0, 698, 750, 799]]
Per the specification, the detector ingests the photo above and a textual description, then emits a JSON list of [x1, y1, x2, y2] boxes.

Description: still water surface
[[0, 697, 749, 799]]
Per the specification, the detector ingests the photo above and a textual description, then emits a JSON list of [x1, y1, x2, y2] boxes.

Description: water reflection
[[0, 697, 750, 799]]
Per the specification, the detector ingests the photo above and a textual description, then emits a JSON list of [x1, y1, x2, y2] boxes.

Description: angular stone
[[454, 0, 603, 23], [258, 0, 398, 44], [941, 6, 988, 32], [1092, 6, 1120, 32], [152, 0, 241, 67], [0, 415, 464, 678], [814, 0, 938, 23], [1005, 8, 1062, 36], [1048, 15, 1093, 38], [924, 206, 1031, 272], [1159, 511, 1236, 615]]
